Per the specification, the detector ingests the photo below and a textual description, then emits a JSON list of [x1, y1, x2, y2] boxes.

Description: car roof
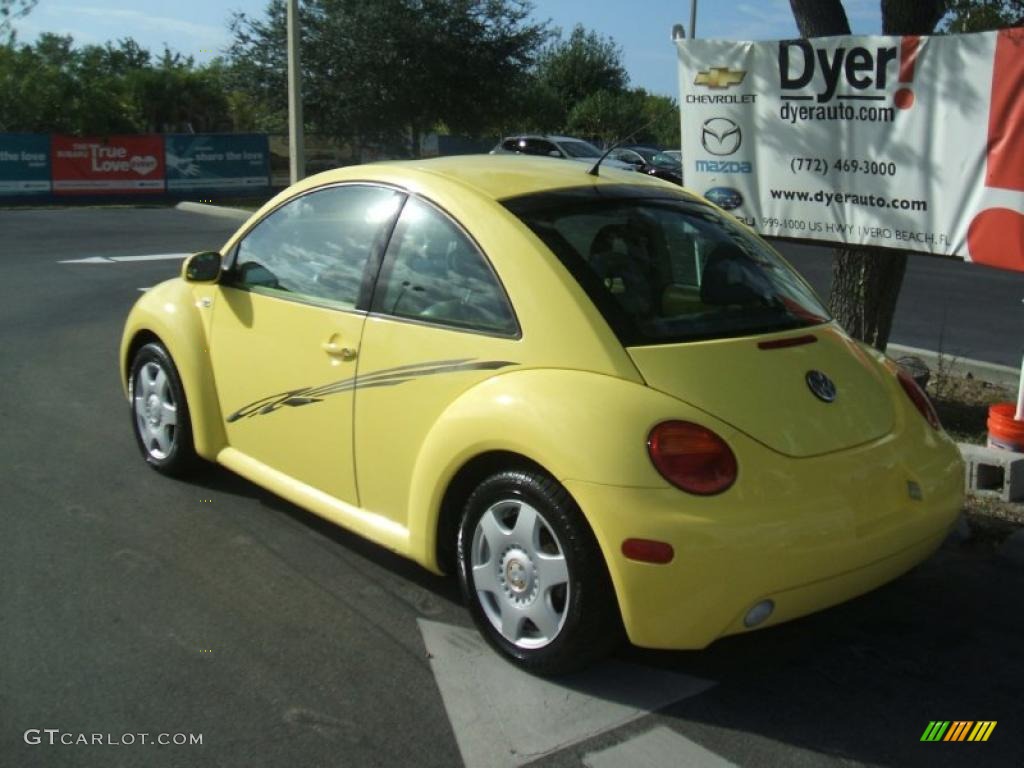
[[502, 134, 587, 143], [286, 155, 693, 204]]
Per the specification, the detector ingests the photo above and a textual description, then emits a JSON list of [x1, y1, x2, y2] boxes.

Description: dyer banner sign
[[52, 135, 164, 194], [676, 28, 1024, 271], [0, 134, 50, 195], [165, 134, 270, 192]]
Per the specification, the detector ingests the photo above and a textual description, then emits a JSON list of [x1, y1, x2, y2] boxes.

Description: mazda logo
[[701, 117, 742, 156], [806, 370, 837, 403]]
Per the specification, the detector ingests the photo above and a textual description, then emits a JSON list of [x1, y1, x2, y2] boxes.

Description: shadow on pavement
[[184, 462, 464, 609], [621, 545, 1023, 767]]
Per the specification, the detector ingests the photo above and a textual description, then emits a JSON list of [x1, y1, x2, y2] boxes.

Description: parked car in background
[[608, 145, 683, 185], [662, 149, 682, 162], [491, 135, 634, 170]]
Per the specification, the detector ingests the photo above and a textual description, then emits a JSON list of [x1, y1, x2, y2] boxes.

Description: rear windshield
[[503, 189, 830, 345]]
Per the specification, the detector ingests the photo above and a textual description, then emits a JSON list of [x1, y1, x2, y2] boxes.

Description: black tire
[[457, 468, 622, 675], [129, 342, 199, 477]]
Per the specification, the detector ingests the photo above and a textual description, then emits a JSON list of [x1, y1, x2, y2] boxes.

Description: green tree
[[229, 0, 548, 156], [941, 0, 1023, 31], [535, 24, 628, 125], [0, 34, 93, 133], [787, 0, 946, 351], [0, 34, 232, 134], [226, 0, 290, 129], [498, 77, 564, 134], [566, 87, 678, 149], [123, 48, 231, 133], [567, 89, 644, 145], [636, 91, 681, 149]]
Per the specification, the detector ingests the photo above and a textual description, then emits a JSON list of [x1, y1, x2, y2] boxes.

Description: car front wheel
[[457, 468, 622, 675], [129, 342, 198, 477]]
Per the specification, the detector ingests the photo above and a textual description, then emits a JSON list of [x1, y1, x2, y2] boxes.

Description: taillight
[[896, 368, 941, 430], [647, 420, 737, 495]]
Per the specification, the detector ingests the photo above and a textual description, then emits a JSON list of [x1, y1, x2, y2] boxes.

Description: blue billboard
[[164, 134, 270, 193], [0, 134, 51, 195]]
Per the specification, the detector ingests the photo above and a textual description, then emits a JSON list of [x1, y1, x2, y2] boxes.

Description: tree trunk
[[788, 0, 851, 38], [788, 0, 943, 351], [410, 124, 421, 159], [828, 246, 907, 348]]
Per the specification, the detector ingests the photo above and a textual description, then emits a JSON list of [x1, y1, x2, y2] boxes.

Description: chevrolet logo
[[694, 67, 746, 89]]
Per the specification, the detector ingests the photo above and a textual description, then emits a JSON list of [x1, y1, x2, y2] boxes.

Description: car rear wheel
[[457, 468, 622, 675], [129, 342, 198, 477]]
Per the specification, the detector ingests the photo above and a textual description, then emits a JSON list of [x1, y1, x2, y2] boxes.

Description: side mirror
[[182, 251, 222, 283], [548, 150, 562, 158]]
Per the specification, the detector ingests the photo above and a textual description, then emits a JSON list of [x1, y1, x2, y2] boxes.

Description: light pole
[[689, 0, 698, 39], [287, 0, 305, 185]]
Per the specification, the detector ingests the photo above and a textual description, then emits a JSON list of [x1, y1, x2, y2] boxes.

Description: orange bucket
[[987, 402, 1024, 452]]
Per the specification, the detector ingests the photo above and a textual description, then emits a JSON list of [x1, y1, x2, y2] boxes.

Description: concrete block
[[959, 443, 1024, 502]]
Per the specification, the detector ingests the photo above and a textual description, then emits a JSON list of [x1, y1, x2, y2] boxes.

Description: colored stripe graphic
[[968, 721, 997, 742], [921, 720, 996, 742], [944, 721, 972, 741], [921, 721, 949, 741]]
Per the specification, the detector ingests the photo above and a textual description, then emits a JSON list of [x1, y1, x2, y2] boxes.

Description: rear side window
[[503, 191, 829, 345], [558, 140, 601, 159], [371, 197, 517, 335]]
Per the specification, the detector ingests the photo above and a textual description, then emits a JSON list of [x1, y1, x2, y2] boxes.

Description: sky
[[11, 0, 884, 98]]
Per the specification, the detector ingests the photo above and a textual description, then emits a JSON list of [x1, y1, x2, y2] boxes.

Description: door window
[[372, 197, 517, 335], [230, 185, 403, 310]]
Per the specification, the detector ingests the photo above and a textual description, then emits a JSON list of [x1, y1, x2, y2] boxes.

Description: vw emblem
[[806, 370, 837, 403], [701, 117, 742, 156]]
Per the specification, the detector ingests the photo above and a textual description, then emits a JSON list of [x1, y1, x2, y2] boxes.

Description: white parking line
[[418, 620, 716, 768], [583, 726, 738, 768], [58, 253, 189, 264]]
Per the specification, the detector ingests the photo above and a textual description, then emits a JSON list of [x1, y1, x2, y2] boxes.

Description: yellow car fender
[[404, 367, 741, 572], [119, 277, 227, 461]]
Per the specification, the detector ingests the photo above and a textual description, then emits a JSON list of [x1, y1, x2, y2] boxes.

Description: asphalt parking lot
[[1, 206, 1022, 767]]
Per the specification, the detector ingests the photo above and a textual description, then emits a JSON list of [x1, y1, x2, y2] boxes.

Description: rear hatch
[[501, 188, 898, 456], [628, 326, 895, 458]]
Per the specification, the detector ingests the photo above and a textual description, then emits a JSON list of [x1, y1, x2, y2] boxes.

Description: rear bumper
[[565, 430, 963, 649]]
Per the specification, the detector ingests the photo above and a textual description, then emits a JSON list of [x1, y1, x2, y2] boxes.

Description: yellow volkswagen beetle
[[120, 156, 963, 674]]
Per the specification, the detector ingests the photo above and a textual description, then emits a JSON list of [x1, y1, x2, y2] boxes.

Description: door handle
[[322, 340, 357, 361]]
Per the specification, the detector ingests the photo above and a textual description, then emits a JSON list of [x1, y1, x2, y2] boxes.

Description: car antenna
[[586, 116, 658, 177]]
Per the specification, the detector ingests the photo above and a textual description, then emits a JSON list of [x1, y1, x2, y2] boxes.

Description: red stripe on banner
[[986, 29, 1024, 191], [899, 36, 920, 83], [967, 29, 1024, 271]]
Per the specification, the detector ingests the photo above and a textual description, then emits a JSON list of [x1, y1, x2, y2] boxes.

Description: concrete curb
[[174, 201, 252, 222], [888, 343, 1020, 389]]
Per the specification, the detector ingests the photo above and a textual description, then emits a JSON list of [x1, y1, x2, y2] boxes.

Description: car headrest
[[700, 243, 769, 306]]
